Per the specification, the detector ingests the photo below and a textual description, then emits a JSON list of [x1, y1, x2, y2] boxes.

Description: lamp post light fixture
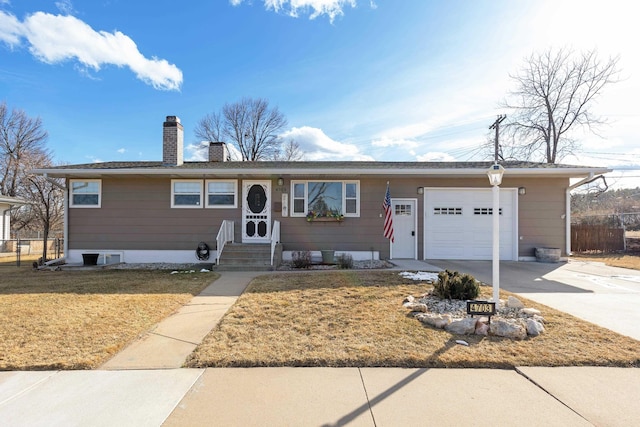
[[487, 163, 505, 308]]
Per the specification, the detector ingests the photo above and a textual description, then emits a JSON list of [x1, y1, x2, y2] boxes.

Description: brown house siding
[[67, 175, 570, 259], [513, 177, 568, 257], [68, 178, 235, 251]]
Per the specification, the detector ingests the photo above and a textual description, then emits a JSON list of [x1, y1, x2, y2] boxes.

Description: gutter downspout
[[44, 174, 68, 262], [2, 206, 10, 241], [566, 173, 607, 255]]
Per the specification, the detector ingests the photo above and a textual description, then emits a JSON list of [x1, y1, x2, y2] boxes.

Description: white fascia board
[[32, 166, 612, 178], [0, 195, 28, 205]]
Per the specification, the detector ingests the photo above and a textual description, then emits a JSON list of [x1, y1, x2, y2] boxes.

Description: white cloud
[[0, 11, 182, 90], [416, 152, 456, 162], [280, 126, 373, 160], [0, 10, 21, 46], [185, 142, 207, 161], [232, 0, 358, 22], [371, 137, 419, 149], [55, 0, 76, 15], [117, 148, 126, 154]]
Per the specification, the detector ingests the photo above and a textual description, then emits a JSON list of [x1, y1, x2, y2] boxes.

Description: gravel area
[[103, 263, 214, 271], [277, 259, 393, 271], [99, 260, 392, 271]]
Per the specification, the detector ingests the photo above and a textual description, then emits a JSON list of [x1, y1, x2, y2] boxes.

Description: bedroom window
[[70, 179, 101, 208], [291, 181, 360, 217], [171, 180, 203, 208], [206, 180, 237, 208]]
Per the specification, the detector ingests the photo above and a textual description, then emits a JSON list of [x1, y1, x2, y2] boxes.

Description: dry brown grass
[[186, 270, 640, 369], [571, 253, 640, 270], [0, 267, 217, 370]]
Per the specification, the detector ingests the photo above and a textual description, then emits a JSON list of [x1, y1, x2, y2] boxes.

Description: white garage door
[[424, 188, 517, 260]]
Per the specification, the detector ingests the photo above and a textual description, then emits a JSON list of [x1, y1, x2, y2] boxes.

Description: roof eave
[[32, 165, 612, 179]]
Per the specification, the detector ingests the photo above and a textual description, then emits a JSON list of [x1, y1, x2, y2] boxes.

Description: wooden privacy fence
[[571, 224, 625, 253]]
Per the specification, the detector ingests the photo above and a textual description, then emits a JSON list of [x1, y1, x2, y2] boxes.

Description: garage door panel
[[437, 244, 468, 258], [424, 188, 517, 260]]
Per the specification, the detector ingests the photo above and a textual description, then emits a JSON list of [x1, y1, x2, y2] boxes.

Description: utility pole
[[489, 114, 506, 162]]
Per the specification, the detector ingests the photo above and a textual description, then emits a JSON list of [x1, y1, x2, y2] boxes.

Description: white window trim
[[290, 180, 360, 217], [205, 179, 238, 209], [171, 179, 203, 209], [70, 179, 102, 208]]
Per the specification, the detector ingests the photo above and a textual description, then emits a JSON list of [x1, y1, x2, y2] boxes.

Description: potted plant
[[306, 210, 344, 222]]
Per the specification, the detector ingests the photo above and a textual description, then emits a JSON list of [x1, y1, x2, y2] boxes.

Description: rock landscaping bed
[[401, 270, 546, 340], [404, 294, 545, 340]]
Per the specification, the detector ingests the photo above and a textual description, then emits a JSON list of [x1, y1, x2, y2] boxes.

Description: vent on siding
[[433, 207, 462, 215]]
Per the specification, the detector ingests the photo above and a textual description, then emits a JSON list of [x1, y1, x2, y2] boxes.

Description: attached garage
[[424, 188, 518, 260]]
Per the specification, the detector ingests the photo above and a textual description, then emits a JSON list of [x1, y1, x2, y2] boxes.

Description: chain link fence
[[0, 238, 64, 267]]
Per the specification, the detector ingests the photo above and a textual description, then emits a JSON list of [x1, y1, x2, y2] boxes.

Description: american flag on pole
[[383, 182, 394, 243]]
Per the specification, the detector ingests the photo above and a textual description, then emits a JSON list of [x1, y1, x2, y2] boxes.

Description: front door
[[391, 199, 417, 259], [242, 180, 271, 242]]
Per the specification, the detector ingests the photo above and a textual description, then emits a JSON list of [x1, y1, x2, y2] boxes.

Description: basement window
[[70, 179, 101, 208]]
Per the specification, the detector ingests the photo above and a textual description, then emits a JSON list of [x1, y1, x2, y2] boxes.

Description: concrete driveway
[[426, 259, 640, 341]]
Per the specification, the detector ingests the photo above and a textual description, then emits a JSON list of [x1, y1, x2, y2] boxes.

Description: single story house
[[34, 116, 610, 266]]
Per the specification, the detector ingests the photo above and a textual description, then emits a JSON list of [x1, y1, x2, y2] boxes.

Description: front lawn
[[186, 271, 640, 369], [0, 267, 216, 370]]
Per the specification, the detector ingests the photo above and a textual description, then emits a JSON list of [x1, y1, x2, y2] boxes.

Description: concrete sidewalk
[[101, 271, 260, 370], [1, 367, 638, 426], [1, 266, 639, 426]]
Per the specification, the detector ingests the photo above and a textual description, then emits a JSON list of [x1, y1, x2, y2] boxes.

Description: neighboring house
[[34, 116, 610, 266], [0, 195, 27, 249]]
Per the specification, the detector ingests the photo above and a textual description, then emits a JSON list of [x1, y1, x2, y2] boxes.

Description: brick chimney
[[208, 141, 228, 162], [163, 116, 183, 166]]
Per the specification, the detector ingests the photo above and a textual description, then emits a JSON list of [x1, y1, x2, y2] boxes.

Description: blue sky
[[1, 0, 639, 187]]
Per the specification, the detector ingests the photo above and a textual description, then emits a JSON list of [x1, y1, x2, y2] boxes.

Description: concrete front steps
[[215, 243, 280, 271]]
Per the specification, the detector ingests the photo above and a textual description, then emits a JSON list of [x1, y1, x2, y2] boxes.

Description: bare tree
[[501, 48, 620, 163], [196, 97, 288, 161], [271, 138, 305, 161], [23, 172, 64, 261], [194, 111, 224, 143], [0, 101, 49, 196], [0, 102, 63, 259]]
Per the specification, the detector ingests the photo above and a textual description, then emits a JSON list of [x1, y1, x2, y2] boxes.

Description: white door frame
[[390, 198, 418, 259], [242, 180, 271, 243]]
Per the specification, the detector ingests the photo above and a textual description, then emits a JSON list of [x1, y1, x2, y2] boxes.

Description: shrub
[[336, 253, 354, 269], [291, 250, 312, 269], [433, 269, 480, 300]]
